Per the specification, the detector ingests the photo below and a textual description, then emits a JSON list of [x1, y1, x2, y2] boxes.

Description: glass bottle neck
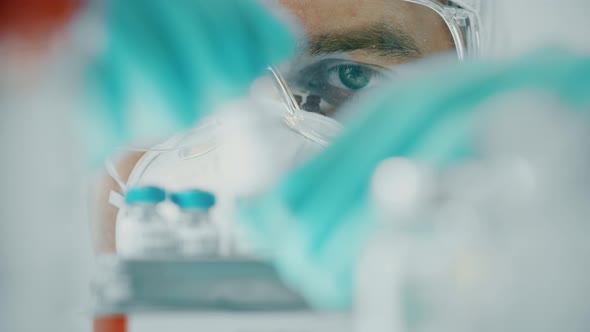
[[127, 203, 159, 221], [179, 208, 209, 223]]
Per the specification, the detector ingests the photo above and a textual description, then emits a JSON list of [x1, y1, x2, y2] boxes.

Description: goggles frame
[[404, 0, 481, 59]]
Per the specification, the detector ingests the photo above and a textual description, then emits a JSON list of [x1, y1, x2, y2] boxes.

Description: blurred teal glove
[[237, 49, 590, 309], [85, 0, 294, 162]]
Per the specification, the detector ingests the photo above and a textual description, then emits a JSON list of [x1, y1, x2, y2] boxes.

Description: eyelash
[[288, 58, 392, 106], [325, 61, 387, 90]]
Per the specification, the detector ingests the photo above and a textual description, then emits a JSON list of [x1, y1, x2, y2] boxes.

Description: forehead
[[279, 0, 395, 32], [278, 0, 453, 58]]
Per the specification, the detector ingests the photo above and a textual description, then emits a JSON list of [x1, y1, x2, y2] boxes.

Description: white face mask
[[129, 101, 324, 194]]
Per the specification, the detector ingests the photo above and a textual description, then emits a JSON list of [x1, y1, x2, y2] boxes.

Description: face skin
[[278, 0, 455, 115]]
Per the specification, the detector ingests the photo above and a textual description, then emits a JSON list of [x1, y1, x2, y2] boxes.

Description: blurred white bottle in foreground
[[356, 157, 436, 332]]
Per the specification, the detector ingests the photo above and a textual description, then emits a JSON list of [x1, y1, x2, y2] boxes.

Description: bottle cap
[[170, 189, 216, 209], [125, 186, 166, 205]]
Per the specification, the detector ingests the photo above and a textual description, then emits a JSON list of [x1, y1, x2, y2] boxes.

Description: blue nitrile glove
[[84, 0, 295, 162]]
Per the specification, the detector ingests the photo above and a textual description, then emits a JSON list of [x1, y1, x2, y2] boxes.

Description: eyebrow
[[306, 23, 422, 59]]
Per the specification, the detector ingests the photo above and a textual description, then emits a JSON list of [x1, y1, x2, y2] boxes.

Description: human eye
[[285, 58, 392, 116], [326, 62, 384, 90]]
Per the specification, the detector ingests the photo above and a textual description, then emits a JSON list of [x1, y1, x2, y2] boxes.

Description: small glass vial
[[117, 186, 177, 258], [170, 189, 218, 257]]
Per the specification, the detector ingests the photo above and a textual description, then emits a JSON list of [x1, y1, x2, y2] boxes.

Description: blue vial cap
[[125, 186, 166, 205], [170, 190, 216, 209]]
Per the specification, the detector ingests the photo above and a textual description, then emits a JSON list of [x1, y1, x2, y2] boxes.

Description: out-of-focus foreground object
[[356, 93, 590, 332], [0, 1, 93, 332], [0, 0, 80, 41], [84, 0, 296, 163], [236, 48, 590, 309]]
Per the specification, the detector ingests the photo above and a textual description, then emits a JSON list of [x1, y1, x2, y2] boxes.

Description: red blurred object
[[0, 0, 81, 41], [94, 315, 127, 332]]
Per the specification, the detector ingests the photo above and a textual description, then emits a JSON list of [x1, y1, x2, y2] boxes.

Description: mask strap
[[108, 190, 125, 209], [104, 158, 127, 209], [105, 158, 127, 192]]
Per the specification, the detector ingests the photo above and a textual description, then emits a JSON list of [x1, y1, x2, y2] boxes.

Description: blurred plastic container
[[92, 256, 351, 332]]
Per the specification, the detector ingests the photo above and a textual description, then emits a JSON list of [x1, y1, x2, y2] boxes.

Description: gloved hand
[[237, 49, 590, 309], [84, 0, 295, 162]]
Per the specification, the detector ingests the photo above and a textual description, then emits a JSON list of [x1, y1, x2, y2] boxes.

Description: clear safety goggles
[[279, 1, 479, 115], [271, 0, 481, 142]]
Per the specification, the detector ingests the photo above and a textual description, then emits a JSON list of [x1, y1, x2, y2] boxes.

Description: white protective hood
[[480, 0, 590, 57]]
